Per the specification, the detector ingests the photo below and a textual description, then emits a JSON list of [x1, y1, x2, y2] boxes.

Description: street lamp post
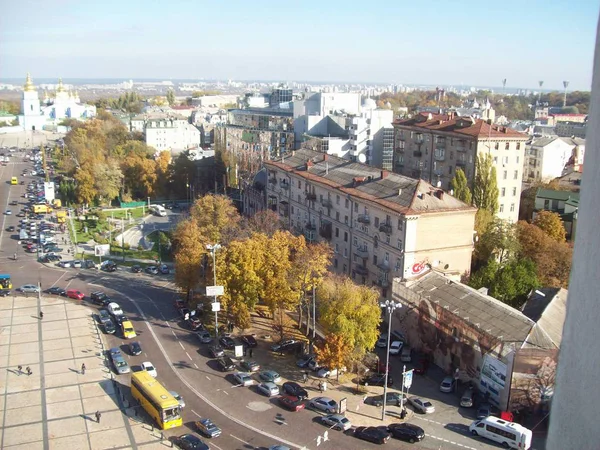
[[380, 299, 401, 421], [207, 243, 222, 337]]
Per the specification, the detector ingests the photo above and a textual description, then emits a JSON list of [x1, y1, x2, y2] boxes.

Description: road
[[0, 155, 502, 450]]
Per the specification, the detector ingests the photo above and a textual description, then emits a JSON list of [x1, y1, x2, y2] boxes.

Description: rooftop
[[394, 113, 528, 140], [521, 288, 568, 348], [266, 148, 475, 215], [536, 188, 580, 202], [229, 107, 293, 117]]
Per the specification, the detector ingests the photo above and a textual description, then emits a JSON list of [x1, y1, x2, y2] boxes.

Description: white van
[[469, 416, 532, 449]]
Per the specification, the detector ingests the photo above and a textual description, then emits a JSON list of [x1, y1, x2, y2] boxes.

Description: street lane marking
[[428, 434, 477, 450], [165, 321, 171, 328], [171, 330, 177, 338], [179, 341, 185, 350], [185, 352, 192, 360], [205, 375, 211, 380], [194, 363, 199, 369], [210, 443, 224, 450], [191, 409, 202, 418], [230, 434, 253, 447]]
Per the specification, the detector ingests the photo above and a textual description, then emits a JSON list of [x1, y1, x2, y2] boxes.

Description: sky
[[1, 0, 598, 90]]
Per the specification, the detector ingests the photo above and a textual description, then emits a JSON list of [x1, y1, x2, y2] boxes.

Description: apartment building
[[393, 113, 529, 222], [524, 137, 574, 182], [263, 148, 476, 299], [145, 116, 201, 152]]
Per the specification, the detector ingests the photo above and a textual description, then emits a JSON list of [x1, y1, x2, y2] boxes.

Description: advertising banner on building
[[44, 182, 55, 202], [479, 355, 507, 407]]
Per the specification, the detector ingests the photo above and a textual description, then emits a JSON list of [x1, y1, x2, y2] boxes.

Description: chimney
[[380, 170, 389, 179], [398, 188, 402, 197], [437, 190, 444, 200], [306, 159, 313, 170], [323, 154, 328, 161]]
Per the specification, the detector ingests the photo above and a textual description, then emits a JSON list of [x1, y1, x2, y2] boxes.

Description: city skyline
[[0, 0, 597, 91]]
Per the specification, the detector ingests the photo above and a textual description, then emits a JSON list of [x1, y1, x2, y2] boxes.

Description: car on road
[[387, 423, 426, 443], [476, 402, 497, 420], [218, 336, 235, 349], [10, 200, 18, 206], [159, 264, 170, 274], [278, 395, 305, 412], [309, 397, 338, 414], [259, 370, 282, 383], [121, 320, 136, 339], [19, 284, 40, 293], [321, 413, 351, 431], [131, 265, 142, 273], [282, 382, 309, 400], [91, 291, 111, 306], [66, 289, 85, 300], [460, 387, 475, 407], [46, 286, 66, 296], [217, 356, 235, 372], [109, 347, 130, 374], [270, 338, 296, 352], [196, 331, 212, 344], [408, 396, 435, 414], [101, 261, 117, 272], [4, 209, 12, 215], [72, 260, 82, 268], [98, 309, 112, 325], [233, 372, 254, 387], [58, 261, 72, 268], [129, 341, 142, 356], [369, 392, 407, 407], [6, 225, 15, 232], [103, 320, 116, 334], [174, 434, 209, 450], [145, 265, 159, 275], [240, 360, 260, 372], [107, 302, 124, 318], [208, 345, 224, 358], [389, 340, 403, 355], [194, 418, 221, 438], [440, 376, 455, 393], [376, 335, 388, 348], [240, 335, 257, 348], [360, 373, 394, 387], [141, 361, 157, 378], [169, 391, 186, 408], [258, 382, 280, 397], [353, 426, 391, 444]]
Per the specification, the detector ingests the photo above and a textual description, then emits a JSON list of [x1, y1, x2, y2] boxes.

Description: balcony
[[396, 146, 405, 154], [456, 159, 467, 167], [456, 145, 467, 153], [354, 246, 369, 259], [305, 222, 316, 231], [357, 214, 371, 224], [355, 264, 369, 276], [280, 181, 290, 190], [435, 138, 446, 147], [395, 160, 405, 169], [413, 150, 423, 158], [319, 222, 332, 240], [321, 198, 333, 208], [379, 223, 392, 234], [377, 261, 391, 273], [434, 151, 445, 161], [278, 201, 289, 218], [376, 278, 390, 288], [304, 229, 316, 242], [415, 134, 424, 144], [305, 191, 317, 201], [268, 177, 277, 185]]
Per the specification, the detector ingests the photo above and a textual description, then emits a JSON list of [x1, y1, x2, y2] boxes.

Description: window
[[343, 264, 347, 272], [343, 248, 347, 258], [354, 203, 358, 212], [397, 239, 403, 250], [336, 211, 340, 221], [505, 142, 510, 150], [344, 231, 348, 242], [517, 142, 521, 150], [344, 215, 348, 225], [510, 203, 515, 212], [335, 244, 339, 253], [333, 259, 338, 268], [450, 151, 454, 160], [503, 170, 507, 180], [448, 166, 453, 175], [298, 180, 301, 188], [398, 219, 403, 231], [336, 195, 340, 205], [374, 216, 379, 227], [373, 255, 378, 265], [395, 258, 402, 271], [385, 252, 389, 262], [503, 156, 509, 164], [345, 199, 349, 208], [298, 195, 301, 203], [514, 170, 518, 180], [501, 188, 505, 197], [516, 156, 520, 164], [499, 204, 504, 213], [353, 237, 358, 246], [335, 227, 339, 238], [494, 142, 499, 150], [385, 234, 390, 244], [493, 156, 498, 164], [512, 187, 517, 196]]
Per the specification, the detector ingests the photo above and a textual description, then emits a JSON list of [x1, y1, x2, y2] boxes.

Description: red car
[[278, 395, 305, 412], [66, 289, 85, 300]]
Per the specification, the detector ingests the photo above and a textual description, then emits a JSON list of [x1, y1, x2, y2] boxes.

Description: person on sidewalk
[[249, 348, 253, 358], [322, 380, 327, 392], [95, 411, 101, 423], [318, 381, 323, 393], [26, 366, 32, 375], [302, 372, 308, 383], [39, 311, 44, 319], [17, 365, 22, 375], [81, 363, 86, 375]]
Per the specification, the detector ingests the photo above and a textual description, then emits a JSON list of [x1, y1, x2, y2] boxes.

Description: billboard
[[94, 244, 110, 257], [479, 355, 507, 407], [44, 182, 55, 201]]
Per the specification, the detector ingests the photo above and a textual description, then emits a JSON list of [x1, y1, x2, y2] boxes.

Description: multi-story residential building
[[555, 120, 587, 138], [524, 136, 574, 182], [263, 148, 476, 298], [145, 116, 201, 153], [534, 188, 580, 240], [393, 113, 529, 222]]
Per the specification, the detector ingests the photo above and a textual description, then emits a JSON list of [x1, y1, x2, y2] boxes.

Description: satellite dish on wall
[[358, 154, 367, 163]]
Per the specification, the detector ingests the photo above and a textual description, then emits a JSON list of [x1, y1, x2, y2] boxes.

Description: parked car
[[6, 225, 15, 232], [102, 261, 117, 272], [317, 367, 341, 378], [46, 286, 66, 296], [109, 347, 130, 375], [296, 355, 316, 368], [98, 309, 112, 325], [408, 396, 435, 414], [282, 382, 309, 400], [195, 418, 221, 438], [217, 356, 235, 372], [258, 382, 280, 397], [240, 335, 257, 348], [369, 392, 407, 407], [259, 370, 282, 383], [321, 413, 351, 430], [174, 434, 209, 450], [107, 302, 124, 318], [169, 391, 186, 408], [103, 320, 116, 334], [353, 426, 391, 444], [72, 260, 82, 268], [233, 372, 254, 387], [129, 341, 142, 356], [400, 346, 413, 362], [240, 360, 260, 372], [145, 265, 159, 275], [159, 264, 170, 274], [208, 345, 224, 358], [58, 261, 72, 268], [308, 397, 338, 414], [19, 284, 40, 293], [376, 335, 388, 348], [270, 339, 296, 352], [219, 336, 235, 349], [389, 340, 403, 355], [131, 265, 142, 273], [91, 291, 111, 306], [141, 361, 157, 378], [440, 376, 455, 393], [197, 331, 212, 344], [360, 373, 394, 387], [476, 402, 497, 419], [83, 260, 97, 269], [278, 395, 306, 412], [460, 387, 475, 408], [66, 289, 84, 300], [387, 423, 425, 443]]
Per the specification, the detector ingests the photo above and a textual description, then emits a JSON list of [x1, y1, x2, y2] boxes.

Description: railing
[[354, 246, 369, 259], [379, 223, 392, 234], [377, 262, 391, 272], [377, 278, 390, 288], [357, 214, 371, 224], [456, 159, 467, 167], [355, 265, 369, 276], [305, 192, 316, 201], [434, 151, 445, 161], [415, 135, 424, 144], [413, 150, 423, 158], [305, 222, 316, 230], [280, 181, 290, 189], [321, 198, 333, 208], [435, 138, 446, 147]]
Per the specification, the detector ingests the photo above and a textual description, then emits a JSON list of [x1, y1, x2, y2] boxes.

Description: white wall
[[541, 140, 573, 180]]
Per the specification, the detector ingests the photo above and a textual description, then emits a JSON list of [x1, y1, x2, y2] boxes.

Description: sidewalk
[[0, 293, 170, 449]]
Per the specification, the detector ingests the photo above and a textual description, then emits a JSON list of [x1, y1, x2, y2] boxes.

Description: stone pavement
[[0, 293, 171, 449]]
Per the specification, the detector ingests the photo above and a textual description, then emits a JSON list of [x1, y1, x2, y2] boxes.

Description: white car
[[257, 382, 279, 397], [439, 376, 455, 393], [141, 361, 157, 378], [376, 336, 387, 348], [107, 302, 124, 318], [233, 372, 254, 387], [408, 396, 435, 414], [389, 341, 403, 355], [321, 413, 352, 431], [5, 209, 12, 215]]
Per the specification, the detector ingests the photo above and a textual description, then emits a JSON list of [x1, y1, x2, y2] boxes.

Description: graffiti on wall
[[508, 348, 558, 413]]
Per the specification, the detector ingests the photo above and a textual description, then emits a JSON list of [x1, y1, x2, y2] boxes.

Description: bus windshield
[[0, 274, 11, 289], [163, 407, 181, 421]]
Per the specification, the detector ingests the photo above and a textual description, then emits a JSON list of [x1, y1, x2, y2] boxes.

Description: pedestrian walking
[[17, 365, 22, 375], [39, 311, 44, 319], [319, 381, 323, 393], [26, 366, 32, 375], [249, 348, 253, 357], [322, 380, 327, 392], [95, 411, 101, 423], [302, 372, 308, 383], [81, 363, 86, 375], [13, 253, 17, 261]]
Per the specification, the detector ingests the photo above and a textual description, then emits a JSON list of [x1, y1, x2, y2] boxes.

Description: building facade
[[524, 137, 574, 182], [555, 121, 587, 138], [145, 116, 201, 152], [393, 113, 529, 222], [262, 148, 476, 299]]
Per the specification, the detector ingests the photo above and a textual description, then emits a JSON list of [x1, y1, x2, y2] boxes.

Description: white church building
[[19, 73, 96, 131]]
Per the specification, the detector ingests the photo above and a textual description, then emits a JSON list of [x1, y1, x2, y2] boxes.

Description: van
[[19, 229, 29, 240], [11, 177, 18, 185], [469, 416, 532, 449], [400, 346, 412, 362]]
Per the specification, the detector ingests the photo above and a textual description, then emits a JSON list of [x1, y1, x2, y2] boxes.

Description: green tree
[[317, 275, 381, 359], [166, 89, 176, 106], [450, 168, 472, 204], [314, 333, 349, 381], [190, 194, 242, 247], [472, 153, 499, 214], [74, 169, 96, 205], [475, 219, 520, 266], [533, 210, 567, 242], [172, 218, 205, 300]]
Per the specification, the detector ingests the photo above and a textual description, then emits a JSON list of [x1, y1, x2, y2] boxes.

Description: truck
[[52, 199, 62, 209], [56, 210, 67, 224], [150, 204, 167, 217]]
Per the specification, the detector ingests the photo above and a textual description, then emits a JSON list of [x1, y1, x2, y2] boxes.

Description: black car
[[174, 434, 209, 450], [115, 315, 129, 325], [354, 426, 391, 444], [47, 286, 66, 296], [104, 320, 116, 335], [370, 392, 406, 407], [271, 339, 296, 352], [129, 341, 142, 356], [131, 265, 142, 273], [45, 254, 62, 262], [388, 423, 425, 443], [208, 345, 224, 358], [102, 262, 117, 272], [217, 356, 235, 372], [282, 381, 309, 400], [360, 373, 394, 387], [219, 336, 235, 349], [240, 335, 257, 348], [6, 225, 15, 232], [91, 291, 111, 306]]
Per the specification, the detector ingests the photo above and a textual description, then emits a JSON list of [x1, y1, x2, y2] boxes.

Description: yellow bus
[[10, 177, 18, 185], [130, 372, 182, 430]]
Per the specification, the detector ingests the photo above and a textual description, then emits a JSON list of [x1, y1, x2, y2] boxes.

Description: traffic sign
[[206, 285, 224, 296], [403, 369, 414, 389], [211, 302, 220, 312]]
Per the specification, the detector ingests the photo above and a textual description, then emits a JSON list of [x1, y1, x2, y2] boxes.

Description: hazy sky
[[1, 0, 598, 90]]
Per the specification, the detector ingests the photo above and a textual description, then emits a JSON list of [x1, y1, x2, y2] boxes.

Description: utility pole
[[380, 300, 401, 421], [207, 244, 222, 337]]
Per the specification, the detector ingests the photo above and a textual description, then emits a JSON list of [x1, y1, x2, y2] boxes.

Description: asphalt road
[[0, 156, 501, 450]]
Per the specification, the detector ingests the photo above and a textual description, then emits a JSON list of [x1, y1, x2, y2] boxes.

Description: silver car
[[408, 396, 435, 414], [197, 331, 212, 344], [309, 396, 338, 414], [321, 413, 351, 431], [19, 284, 40, 293], [169, 390, 186, 408], [257, 382, 279, 397], [109, 348, 130, 375], [233, 372, 254, 387]]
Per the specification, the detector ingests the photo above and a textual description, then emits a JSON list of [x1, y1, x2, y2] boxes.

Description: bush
[[123, 243, 131, 250]]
